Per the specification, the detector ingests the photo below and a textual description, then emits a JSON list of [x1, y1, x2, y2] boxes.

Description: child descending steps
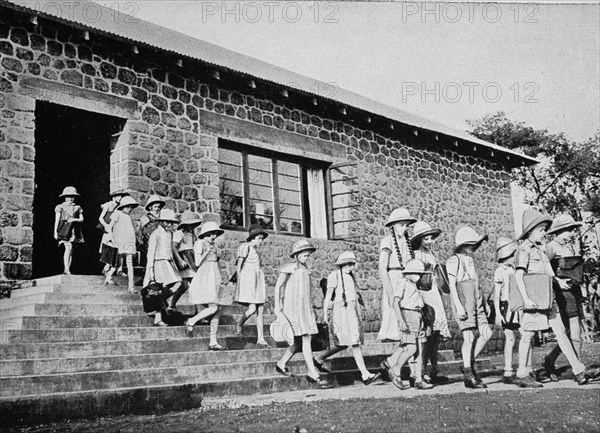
[[391, 259, 433, 390], [446, 226, 491, 389], [493, 237, 520, 384], [274, 240, 332, 388], [99, 189, 129, 279], [54, 186, 84, 275], [139, 195, 165, 266], [314, 251, 381, 385], [185, 221, 226, 351], [234, 224, 270, 348], [169, 211, 203, 312], [143, 208, 182, 327], [105, 196, 139, 292], [377, 207, 417, 387], [410, 221, 451, 385]]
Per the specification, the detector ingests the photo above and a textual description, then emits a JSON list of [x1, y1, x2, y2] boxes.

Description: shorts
[[399, 309, 425, 345], [520, 302, 559, 332], [452, 281, 487, 331], [554, 286, 584, 320]]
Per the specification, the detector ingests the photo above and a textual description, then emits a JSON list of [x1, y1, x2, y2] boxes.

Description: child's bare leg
[[414, 340, 424, 382], [153, 311, 163, 325], [63, 242, 72, 274], [392, 344, 417, 377], [237, 304, 257, 334], [549, 315, 585, 375], [188, 304, 218, 326], [516, 330, 535, 378], [104, 266, 116, 283], [316, 346, 345, 363], [256, 305, 267, 343], [503, 329, 516, 376], [301, 335, 320, 378], [169, 279, 189, 309], [277, 337, 299, 370], [569, 316, 582, 359], [473, 323, 492, 360], [351, 345, 371, 379], [125, 254, 134, 291], [387, 346, 404, 367], [461, 329, 475, 369], [208, 308, 222, 346]]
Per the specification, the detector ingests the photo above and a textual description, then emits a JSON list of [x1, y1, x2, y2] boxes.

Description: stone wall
[[0, 8, 513, 348]]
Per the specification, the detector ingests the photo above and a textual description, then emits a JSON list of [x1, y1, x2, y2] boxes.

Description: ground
[[4, 343, 600, 433]]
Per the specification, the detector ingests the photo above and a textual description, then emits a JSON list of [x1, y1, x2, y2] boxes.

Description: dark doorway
[[33, 102, 125, 278]]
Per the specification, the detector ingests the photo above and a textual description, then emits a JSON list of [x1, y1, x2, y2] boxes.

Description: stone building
[[0, 1, 536, 331]]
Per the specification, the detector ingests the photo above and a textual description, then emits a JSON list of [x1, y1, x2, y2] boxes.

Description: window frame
[[218, 140, 322, 238]]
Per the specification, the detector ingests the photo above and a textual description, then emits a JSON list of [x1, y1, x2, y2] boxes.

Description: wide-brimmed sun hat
[[335, 251, 357, 266], [410, 221, 442, 250], [454, 226, 488, 253], [109, 188, 129, 197], [519, 208, 552, 240], [385, 207, 417, 227], [495, 237, 516, 261], [145, 195, 166, 211], [177, 210, 202, 230], [59, 186, 80, 197], [247, 224, 269, 242], [157, 208, 178, 223], [198, 221, 224, 239], [547, 214, 582, 236], [290, 239, 316, 258], [116, 196, 139, 211], [402, 259, 432, 275]]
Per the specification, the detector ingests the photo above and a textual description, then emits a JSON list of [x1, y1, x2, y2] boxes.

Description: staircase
[[0, 275, 490, 426]]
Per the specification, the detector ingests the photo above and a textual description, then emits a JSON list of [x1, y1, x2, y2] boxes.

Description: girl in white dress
[[99, 189, 128, 278], [274, 240, 331, 388], [411, 221, 451, 385], [169, 211, 202, 311], [234, 224, 269, 347], [53, 186, 84, 275], [377, 207, 416, 387], [185, 221, 225, 351], [314, 251, 381, 385], [106, 196, 139, 292]]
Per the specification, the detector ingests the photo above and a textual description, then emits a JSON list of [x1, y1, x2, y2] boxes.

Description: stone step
[[0, 351, 479, 398], [11, 283, 137, 296], [22, 275, 108, 287]]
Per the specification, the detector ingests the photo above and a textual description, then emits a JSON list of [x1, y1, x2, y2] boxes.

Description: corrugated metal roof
[[3, 0, 537, 166]]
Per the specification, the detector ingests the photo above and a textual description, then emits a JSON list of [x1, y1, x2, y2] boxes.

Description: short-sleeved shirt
[[327, 270, 357, 304], [494, 264, 515, 302], [394, 278, 424, 310], [173, 230, 195, 251], [516, 239, 554, 276], [380, 233, 412, 269], [446, 254, 478, 283], [546, 238, 577, 262]]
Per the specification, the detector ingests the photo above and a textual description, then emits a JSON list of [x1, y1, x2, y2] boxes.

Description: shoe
[[381, 359, 397, 381], [472, 371, 487, 389], [235, 323, 243, 335], [391, 376, 410, 390], [256, 340, 272, 349], [276, 364, 292, 376], [362, 372, 382, 386], [516, 373, 543, 388], [541, 358, 559, 382], [422, 374, 432, 384], [503, 375, 518, 385], [154, 321, 167, 327], [208, 343, 226, 351], [408, 377, 416, 388], [104, 279, 116, 285], [314, 358, 331, 373], [128, 287, 136, 294], [574, 371, 589, 385], [415, 381, 434, 390], [306, 375, 333, 389], [584, 367, 600, 381], [185, 320, 194, 338]]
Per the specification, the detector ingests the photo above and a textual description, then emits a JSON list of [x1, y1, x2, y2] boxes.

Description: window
[[218, 141, 327, 237], [326, 162, 365, 240]]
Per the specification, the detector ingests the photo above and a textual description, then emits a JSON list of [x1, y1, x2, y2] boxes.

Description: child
[[139, 195, 165, 265], [314, 251, 381, 385], [105, 196, 139, 292], [493, 237, 520, 384], [513, 208, 596, 387], [411, 221, 451, 385], [391, 259, 433, 390], [169, 211, 202, 312], [99, 189, 129, 279], [234, 224, 270, 348], [54, 186, 84, 275], [377, 207, 417, 387], [185, 221, 226, 351], [143, 208, 182, 327], [543, 214, 586, 381], [274, 240, 332, 388], [446, 226, 491, 389]]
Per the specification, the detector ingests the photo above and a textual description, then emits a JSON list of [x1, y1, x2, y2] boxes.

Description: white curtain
[[307, 168, 328, 239]]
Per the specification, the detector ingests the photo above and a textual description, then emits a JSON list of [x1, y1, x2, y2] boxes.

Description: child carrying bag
[[454, 256, 478, 318], [140, 281, 169, 314], [508, 246, 554, 312], [553, 256, 584, 285]]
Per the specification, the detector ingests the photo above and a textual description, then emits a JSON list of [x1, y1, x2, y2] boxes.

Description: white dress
[[188, 240, 222, 305], [111, 210, 136, 255], [281, 263, 318, 337], [328, 270, 363, 346], [235, 243, 267, 304], [414, 249, 451, 338]]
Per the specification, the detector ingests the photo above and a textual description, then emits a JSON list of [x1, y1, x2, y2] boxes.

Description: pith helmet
[[116, 196, 139, 211], [109, 188, 129, 197], [145, 195, 166, 211], [495, 237, 516, 261], [519, 208, 552, 240], [410, 221, 442, 250], [157, 208, 178, 223], [290, 239, 316, 258], [198, 221, 224, 239], [247, 224, 269, 242], [385, 207, 417, 227], [335, 251, 357, 266], [454, 226, 488, 253], [547, 214, 582, 236], [177, 210, 202, 230], [59, 186, 80, 197]]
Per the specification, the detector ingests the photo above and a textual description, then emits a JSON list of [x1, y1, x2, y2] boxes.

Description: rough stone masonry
[[0, 6, 515, 351]]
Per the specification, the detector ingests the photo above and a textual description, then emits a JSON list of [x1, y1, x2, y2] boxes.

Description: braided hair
[[339, 268, 348, 307], [391, 226, 415, 270]]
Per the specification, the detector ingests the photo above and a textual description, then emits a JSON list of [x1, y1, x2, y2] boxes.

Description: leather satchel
[[508, 273, 554, 312], [416, 262, 433, 291], [553, 256, 584, 285], [434, 264, 450, 294], [56, 220, 72, 241]]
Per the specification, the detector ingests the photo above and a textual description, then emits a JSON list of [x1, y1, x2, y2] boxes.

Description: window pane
[[277, 161, 302, 234], [219, 148, 244, 228], [248, 154, 274, 230]]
